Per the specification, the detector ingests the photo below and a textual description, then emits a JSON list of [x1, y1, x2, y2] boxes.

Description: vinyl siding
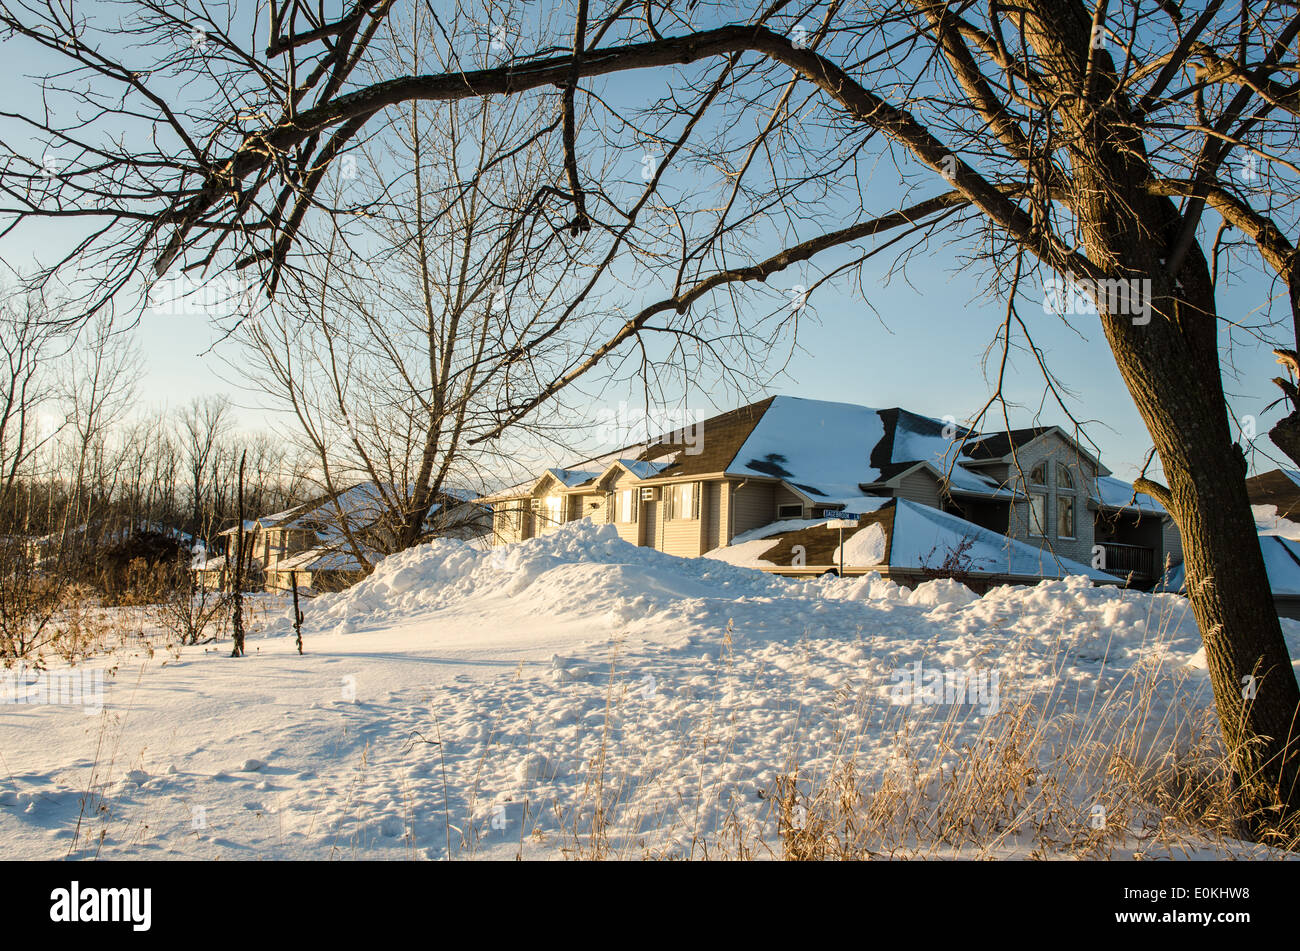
[[491, 501, 530, 545], [896, 469, 942, 507], [608, 471, 642, 544], [1161, 518, 1184, 568], [704, 481, 723, 551], [730, 481, 777, 537]]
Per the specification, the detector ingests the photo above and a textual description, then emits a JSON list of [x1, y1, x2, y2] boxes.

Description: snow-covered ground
[[2, 521, 1297, 860]]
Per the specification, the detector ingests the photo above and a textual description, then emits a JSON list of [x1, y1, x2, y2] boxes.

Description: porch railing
[[1101, 542, 1155, 578]]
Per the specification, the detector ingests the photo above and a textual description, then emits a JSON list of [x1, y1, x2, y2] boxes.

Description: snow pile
[[835, 522, 887, 567], [310, 520, 798, 634]]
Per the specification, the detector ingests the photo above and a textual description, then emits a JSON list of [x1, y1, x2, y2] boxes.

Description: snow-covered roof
[[480, 396, 1120, 510], [1091, 475, 1167, 514], [218, 520, 260, 536], [1160, 531, 1300, 598], [1158, 505, 1300, 597], [617, 459, 671, 480], [889, 500, 1112, 580], [706, 497, 1113, 581], [1254, 503, 1300, 540], [277, 546, 370, 573], [543, 467, 601, 489]]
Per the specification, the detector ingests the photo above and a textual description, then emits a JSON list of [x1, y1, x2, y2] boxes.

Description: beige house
[[480, 397, 1183, 589], [197, 482, 489, 593]]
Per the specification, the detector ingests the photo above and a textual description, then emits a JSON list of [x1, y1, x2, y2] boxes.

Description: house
[[1160, 468, 1300, 619], [478, 396, 1182, 589], [196, 482, 489, 593]]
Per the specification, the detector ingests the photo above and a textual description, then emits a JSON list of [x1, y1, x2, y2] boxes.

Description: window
[[1056, 464, 1074, 490], [666, 482, 699, 520], [1029, 463, 1047, 486], [777, 503, 803, 520], [617, 488, 639, 523], [542, 495, 562, 527], [1029, 493, 1048, 536], [1057, 494, 1076, 538]]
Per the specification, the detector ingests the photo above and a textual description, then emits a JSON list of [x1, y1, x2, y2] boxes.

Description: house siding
[[897, 469, 942, 507], [704, 481, 723, 551], [1003, 433, 1097, 566], [1161, 518, 1184, 569], [608, 471, 642, 544], [730, 481, 777, 537]]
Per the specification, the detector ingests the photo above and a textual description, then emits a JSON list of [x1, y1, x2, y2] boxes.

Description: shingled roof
[[959, 426, 1055, 460], [486, 396, 1115, 505], [1247, 469, 1300, 519]]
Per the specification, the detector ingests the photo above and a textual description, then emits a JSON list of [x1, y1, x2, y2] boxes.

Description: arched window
[[1029, 463, 1046, 485], [1056, 464, 1076, 538]]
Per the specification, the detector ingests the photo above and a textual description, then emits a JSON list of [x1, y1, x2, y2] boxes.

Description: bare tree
[[242, 3, 597, 560], [177, 395, 231, 532], [3, 0, 1300, 832], [0, 291, 59, 521]]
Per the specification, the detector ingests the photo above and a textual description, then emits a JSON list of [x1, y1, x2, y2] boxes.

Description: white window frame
[[1056, 486, 1076, 539], [1028, 493, 1048, 537], [777, 503, 803, 520], [667, 482, 699, 520], [617, 488, 639, 523]]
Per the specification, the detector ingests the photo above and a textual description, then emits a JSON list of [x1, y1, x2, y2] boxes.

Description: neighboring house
[[26, 520, 193, 568], [197, 482, 489, 593], [1162, 468, 1300, 619], [478, 396, 1182, 589]]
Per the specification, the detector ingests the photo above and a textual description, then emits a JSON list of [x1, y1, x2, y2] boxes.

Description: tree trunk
[[1022, 0, 1300, 836], [1104, 247, 1300, 838], [1270, 413, 1300, 470], [231, 450, 246, 658]]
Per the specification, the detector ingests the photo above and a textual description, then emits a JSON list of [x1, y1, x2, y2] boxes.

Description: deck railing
[[1101, 542, 1155, 577]]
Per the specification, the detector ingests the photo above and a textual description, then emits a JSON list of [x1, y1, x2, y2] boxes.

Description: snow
[[890, 500, 1112, 580], [545, 468, 600, 488], [1093, 475, 1166, 514], [3, 519, 1297, 860], [1161, 509, 1300, 597], [702, 538, 782, 568], [729, 396, 886, 497], [1254, 503, 1300, 541], [944, 463, 1022, 498], [278, 546, 367, 573], [835, 522, 887, 566], [617, 459, 671, 480]]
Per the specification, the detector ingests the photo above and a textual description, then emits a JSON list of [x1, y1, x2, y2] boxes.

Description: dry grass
[[541, 598, 1296, 861]]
